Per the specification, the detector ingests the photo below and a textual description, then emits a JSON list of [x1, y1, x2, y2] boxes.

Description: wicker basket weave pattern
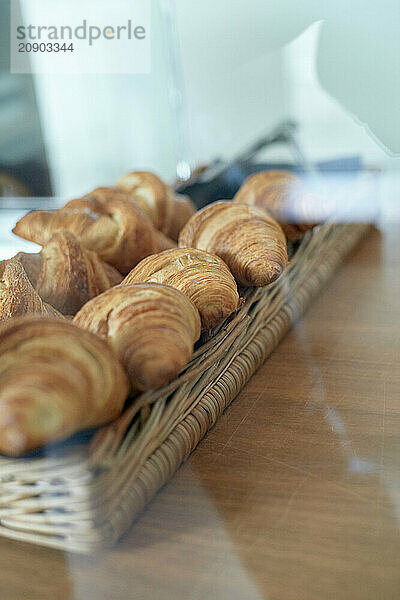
[[0, 223, 370, 552]]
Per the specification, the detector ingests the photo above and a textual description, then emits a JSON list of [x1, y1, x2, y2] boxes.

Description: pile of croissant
[[0, 169, 317, 456]]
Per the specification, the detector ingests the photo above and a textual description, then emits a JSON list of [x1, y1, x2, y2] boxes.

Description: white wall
[[28, 0, 287, 198], [30, 1, 182, 198], [24, 0, 399, 200], [283, 22, 400, 169], [174, 1, 286, 167]]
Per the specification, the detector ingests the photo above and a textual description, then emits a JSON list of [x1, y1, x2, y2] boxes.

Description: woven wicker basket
[[0, 222, 370, 553]]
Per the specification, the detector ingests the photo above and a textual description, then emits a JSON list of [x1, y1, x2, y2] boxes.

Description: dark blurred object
[[0, 161, 52, 197], [0, 0, 53, 197], [0, 172, 30, 197], [176, 120, 362, 209]]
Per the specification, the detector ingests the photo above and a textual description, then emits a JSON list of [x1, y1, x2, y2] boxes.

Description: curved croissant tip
[[245, 259, 285, 287], [133, 357, 178, 391], [266, 262, 285, 284], [0, 427, 28, 457]]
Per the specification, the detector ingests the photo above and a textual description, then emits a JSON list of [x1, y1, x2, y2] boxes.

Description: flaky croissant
[[74, 283, 201, 391], [0, 316, 129, 456], [13, 231, 122, 315], [179, 201, 288, 287], [123, 248, 239, 331], [0, 259, 61, 321], [233, 170, 317, 241], [116, 171, 195, 241], [12, 187, 175, 274]]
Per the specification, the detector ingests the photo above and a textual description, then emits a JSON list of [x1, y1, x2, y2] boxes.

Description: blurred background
[[0, 0, 399, 225], [0, 5, 399, 595]]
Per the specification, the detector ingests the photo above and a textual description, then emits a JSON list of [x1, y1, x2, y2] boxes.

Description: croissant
[[123, 248, 239, 331], [179, 201, 288, 287], [233, 170, 317, 241], [0, 316, 129, 456], [13, 231, 122, 315], [0, 259, 61, 321], [12, 187, 175, 274], [74, 283, 201, 391], [116, 171, 196, 241], [12, 251, 42, 287]]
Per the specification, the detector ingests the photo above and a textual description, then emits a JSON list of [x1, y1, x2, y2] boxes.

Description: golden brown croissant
[[0, 316, 129, 456], [74, 283, 201, 391], [233, 170, 317, 241], [123, 248, 240, 331], [14, 231, 122, 315], [178, 201, 288, 287], [0, 259, 61, 321], [116, 171, 196, 241], [12, 187, 175, 274], [12, 251, 42, 287]]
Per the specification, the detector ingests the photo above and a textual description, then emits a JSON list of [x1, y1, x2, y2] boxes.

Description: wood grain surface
[[0, 225, 399, 600]]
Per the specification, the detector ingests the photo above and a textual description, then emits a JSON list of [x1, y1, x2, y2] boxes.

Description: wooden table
[[0, 225, 399, 600]]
